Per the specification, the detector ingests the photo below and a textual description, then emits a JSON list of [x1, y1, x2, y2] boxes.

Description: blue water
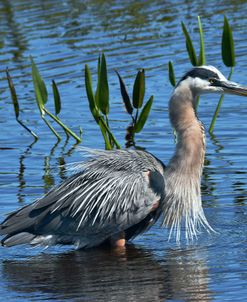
[[0, 1, 247, 301]]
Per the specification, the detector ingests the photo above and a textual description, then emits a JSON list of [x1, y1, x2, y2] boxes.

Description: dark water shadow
[[2, 245, 212, 301], [16, 138, 79, 201], [1, 0, 28, 61], [17, 140, 37, 203]]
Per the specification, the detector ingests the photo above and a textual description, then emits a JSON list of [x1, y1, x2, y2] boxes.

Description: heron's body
[[1, 65, 247, 248], [1, 150, 166, 248]]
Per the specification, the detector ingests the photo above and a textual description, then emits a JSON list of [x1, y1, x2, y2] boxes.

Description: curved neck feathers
[[167, 85, 205, 175], [162, 85, 211, 241]]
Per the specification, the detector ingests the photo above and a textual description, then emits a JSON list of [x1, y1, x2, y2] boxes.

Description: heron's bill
[[219, 80, 247, 96]]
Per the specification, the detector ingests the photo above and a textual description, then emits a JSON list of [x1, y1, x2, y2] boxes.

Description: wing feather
[[1, 149, 165, 247]]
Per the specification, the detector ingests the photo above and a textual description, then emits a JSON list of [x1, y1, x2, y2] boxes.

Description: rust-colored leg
[[110, 231, 126, 248], [151, 200, 160, 211]]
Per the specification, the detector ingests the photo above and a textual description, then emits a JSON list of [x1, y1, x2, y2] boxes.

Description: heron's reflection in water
[[2, 245, 212, 301]]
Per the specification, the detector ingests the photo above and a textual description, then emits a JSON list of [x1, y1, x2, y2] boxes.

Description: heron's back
[[0, 149, 166, 248]]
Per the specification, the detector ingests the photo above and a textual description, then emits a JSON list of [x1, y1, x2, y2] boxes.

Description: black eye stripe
[[209, 78, 224, 87], [179, 68, 220, 83]]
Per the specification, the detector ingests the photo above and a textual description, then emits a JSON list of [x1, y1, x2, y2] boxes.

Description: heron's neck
[[167, 87, 205, 176], [161, 85, 211, 241]]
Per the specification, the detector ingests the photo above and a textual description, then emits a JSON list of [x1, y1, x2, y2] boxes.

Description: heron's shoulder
[[75, 148, 165, 175]]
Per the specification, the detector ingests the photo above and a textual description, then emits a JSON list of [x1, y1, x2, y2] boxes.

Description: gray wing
[[0, 149, 165, 248]]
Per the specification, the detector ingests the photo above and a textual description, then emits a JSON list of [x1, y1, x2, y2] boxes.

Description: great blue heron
[[1, 66, 247, 249]]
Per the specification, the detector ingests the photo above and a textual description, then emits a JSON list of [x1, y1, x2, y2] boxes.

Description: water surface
[[0, 1, 247, 301]]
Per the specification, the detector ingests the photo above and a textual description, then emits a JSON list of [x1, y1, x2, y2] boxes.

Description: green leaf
[[116, 70, 133, 115], [52, 80, 61, 115], [181, 22, 197, 66], [97, 53, 109, 115], [222, 15, 235, 67], [134, 95, 153, 133], [85, 64, 99, 121], [198, 16, 206, 65], [132, 69, 145, 109], [85, 64, 95, 108], [168, 61, 176, 87], [6, 68, 38, 140], [6, 68, 19, 118], [30, 56, 48, 116], [95, 55, 101, 107]]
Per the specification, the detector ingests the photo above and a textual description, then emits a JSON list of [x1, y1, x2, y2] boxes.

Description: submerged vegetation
[[6, 15, 235, 147]]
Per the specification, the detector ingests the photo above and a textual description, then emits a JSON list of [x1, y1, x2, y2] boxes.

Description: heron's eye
[[209, 78, 216, 85]]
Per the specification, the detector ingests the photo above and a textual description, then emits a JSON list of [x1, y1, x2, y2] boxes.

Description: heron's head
[[177, 65, 247, 97]]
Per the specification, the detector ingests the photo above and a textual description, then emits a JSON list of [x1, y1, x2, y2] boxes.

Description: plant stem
[[58, 116, 70, 139], [44, 108, 81, 143], [105, 114, 113, 147], [17, 118, 39, 140], [98, 119, 112, 150], [135, 109, 139, 124], [42, 117, 61, 141], [99, 117, 121, 149], [196, 96, 200, 109], [228, 66, 234, 80]]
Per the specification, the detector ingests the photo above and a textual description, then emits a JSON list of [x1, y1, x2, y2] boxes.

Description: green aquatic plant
[[7, 54, 153, 149], [168, 15, 235, 133], [6, 58, 82, 143], [84, 54, 153, 149], [30, 56, 61, 141], [116, 69, 153, 147], [181, 16, 205, 67], [209, 16, 235, 133], [85, 54, 121, 150], [31, 57, 82, 143], [6, 68, 38, 140]]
